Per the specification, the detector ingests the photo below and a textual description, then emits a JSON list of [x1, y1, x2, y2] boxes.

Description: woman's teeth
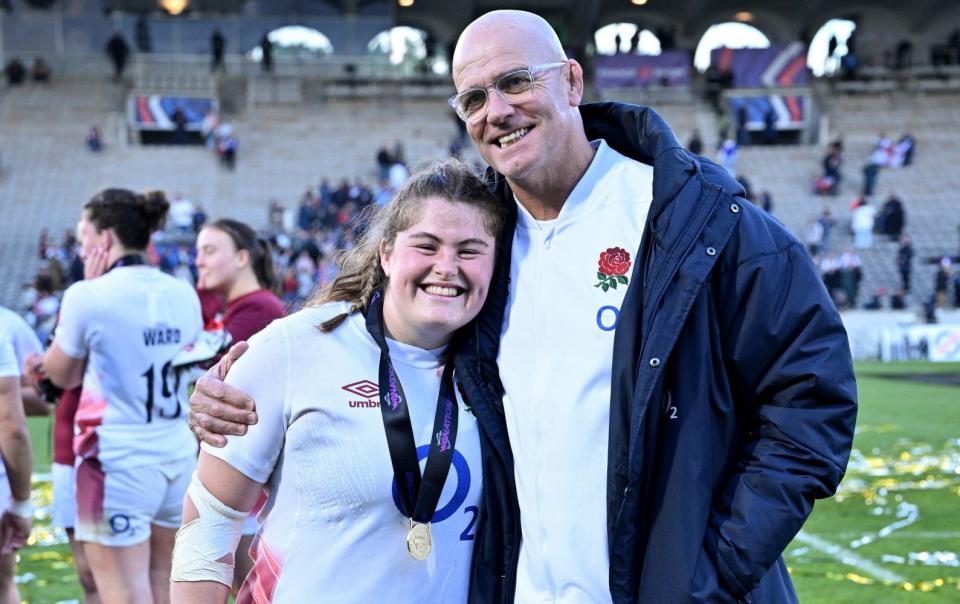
[[423, 285, 460, 297]]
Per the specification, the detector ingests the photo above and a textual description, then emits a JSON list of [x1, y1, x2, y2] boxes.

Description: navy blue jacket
[[459, 102, 858, 603]]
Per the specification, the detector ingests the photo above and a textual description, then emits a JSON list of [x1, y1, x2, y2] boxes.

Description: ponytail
[[252, 237, 280, 295], [84, 188, 169, 250], [140, 191, 170, 233]]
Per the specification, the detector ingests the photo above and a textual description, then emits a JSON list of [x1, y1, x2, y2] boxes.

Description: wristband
[[8, 498, 32, 519]]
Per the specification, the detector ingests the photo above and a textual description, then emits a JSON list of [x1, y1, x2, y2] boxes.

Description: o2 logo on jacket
[[391, 444, 478, 540], [593, 244, 632, 332]]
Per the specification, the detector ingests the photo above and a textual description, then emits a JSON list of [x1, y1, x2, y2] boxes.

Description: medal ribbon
[[365, 289, 459, 524]]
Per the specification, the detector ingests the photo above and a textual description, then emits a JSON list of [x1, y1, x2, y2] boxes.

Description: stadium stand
[[4, 69, 959, 315], [3, 3, 960, 601], [0, 79, 474, 308], [3, 0, 960, 344], [737, 91, 960, 309]]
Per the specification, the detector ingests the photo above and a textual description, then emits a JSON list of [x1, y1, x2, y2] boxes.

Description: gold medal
[[407, 521, 432, 560]]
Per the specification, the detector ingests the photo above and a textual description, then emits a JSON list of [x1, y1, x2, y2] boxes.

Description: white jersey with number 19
[[56, 266, 203, 471]]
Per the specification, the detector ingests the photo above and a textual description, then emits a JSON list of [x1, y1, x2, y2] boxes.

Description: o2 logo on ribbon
[[391, 444, 477, 541]]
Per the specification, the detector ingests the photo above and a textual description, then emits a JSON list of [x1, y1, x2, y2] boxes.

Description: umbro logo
[[342, 380, 379, 398], [342, 380, 380, 409]]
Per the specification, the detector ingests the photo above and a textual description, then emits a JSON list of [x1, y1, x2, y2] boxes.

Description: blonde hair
[[313, 158, 506, 332]]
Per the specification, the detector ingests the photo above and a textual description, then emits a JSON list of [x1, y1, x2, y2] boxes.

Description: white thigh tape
[[170, 472, 247, 586]]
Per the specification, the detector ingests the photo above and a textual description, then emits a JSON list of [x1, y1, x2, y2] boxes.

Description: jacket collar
[[483, 101, 745, 256], [580, 102, 694, 216], [580, 102, 745, 250]]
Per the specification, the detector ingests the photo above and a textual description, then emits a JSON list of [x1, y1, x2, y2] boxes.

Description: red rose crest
[[595, 247, 631, 292]]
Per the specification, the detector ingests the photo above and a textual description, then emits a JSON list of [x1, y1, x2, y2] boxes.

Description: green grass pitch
[[788, 361, 960, 602], [14, 362, 960, 602]]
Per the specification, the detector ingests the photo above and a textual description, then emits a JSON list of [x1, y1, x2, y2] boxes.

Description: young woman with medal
[[171, 159, 508, 603]]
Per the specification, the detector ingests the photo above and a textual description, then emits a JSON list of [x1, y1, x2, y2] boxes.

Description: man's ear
[[567, 60, 585, 106]]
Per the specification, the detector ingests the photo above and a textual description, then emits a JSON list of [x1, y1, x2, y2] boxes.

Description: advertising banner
[[727, 95, 807, 128], [879, 325, 960, 362], [128, 95, 217, 131], [710, 42, 810, 88], [594, 51, 691, 90]]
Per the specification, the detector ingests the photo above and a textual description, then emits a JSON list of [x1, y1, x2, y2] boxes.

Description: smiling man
[[189, 10, 857, 603], [449, 13, 655, 602]]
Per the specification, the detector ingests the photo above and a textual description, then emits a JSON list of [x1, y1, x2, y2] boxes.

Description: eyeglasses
[[449, 61, 568, 123]]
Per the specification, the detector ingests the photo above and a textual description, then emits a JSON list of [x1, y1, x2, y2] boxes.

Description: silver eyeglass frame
[[448, 61, 568, 123]]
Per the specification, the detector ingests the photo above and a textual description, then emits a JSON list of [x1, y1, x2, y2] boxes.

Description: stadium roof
[[390, 0, 952, 48], [90, 0, 953, 49]]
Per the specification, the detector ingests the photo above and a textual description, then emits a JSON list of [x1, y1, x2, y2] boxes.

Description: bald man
[[190, 10, 857, 603]]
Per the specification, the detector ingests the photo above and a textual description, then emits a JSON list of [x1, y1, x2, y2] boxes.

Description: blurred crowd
[[802, 133, 960, 314], [14, 166, 400, 342]]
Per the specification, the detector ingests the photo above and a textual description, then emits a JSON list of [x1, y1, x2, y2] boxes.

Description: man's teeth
[[424, 285, 460, 297], [498, 128, 529, 148]]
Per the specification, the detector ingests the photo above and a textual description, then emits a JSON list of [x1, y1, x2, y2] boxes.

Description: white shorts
[[75, 455, 196, 547], [52, 463, 77, 529]]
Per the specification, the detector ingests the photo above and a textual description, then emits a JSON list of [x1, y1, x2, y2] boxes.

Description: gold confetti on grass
[[846, 573, 873, 584], [792, 439, 960, 595]]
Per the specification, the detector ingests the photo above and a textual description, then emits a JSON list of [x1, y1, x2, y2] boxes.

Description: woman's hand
[[83, 245, 110, 280]]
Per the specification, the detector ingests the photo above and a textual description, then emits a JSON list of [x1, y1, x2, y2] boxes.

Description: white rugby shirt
[[56, 266, 203, 470], [204, 303, 482, 602], [499, 139, 653, 603]]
